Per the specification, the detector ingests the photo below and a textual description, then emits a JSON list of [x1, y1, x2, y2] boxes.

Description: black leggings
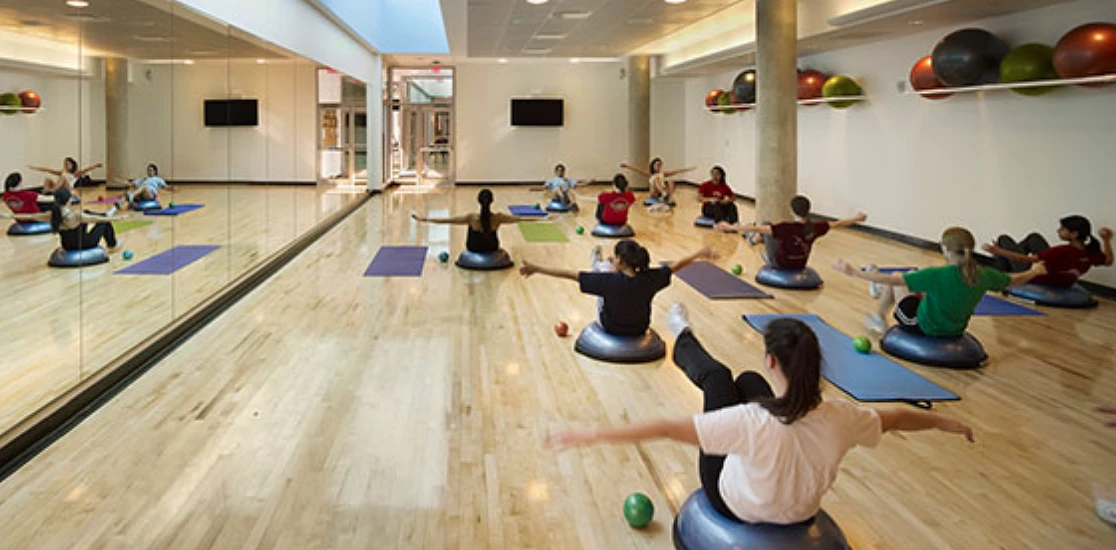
[[60, 222, 117, 251], [673, 330, 774, 521], [702, 202, 740, 224], [994, 233, 1049, 273], [595, 203, 604, 223]]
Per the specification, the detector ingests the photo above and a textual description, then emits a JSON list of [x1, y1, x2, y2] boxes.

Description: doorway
[[388, 67, 454, 184]]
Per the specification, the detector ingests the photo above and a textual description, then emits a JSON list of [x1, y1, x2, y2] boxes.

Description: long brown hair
[[760, 318, 823, 424], [941, 227, 979, 286]]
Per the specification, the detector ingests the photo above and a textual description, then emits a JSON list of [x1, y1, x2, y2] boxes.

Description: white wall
[[681, 0, 1116, 288], [127, 60, 317, 182], [0, 66, 105, 184], [651, 79, 687, 173], [455, 61, 630, 183]]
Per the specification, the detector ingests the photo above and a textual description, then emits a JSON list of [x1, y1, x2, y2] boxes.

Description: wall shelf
[[704, 96, 867, 112], [903, 73, 1116, 96]]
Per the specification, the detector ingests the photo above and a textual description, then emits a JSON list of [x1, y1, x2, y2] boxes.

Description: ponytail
[[941, 226, 980, 286], [614, 239, 651, 274], [50, 188, 72, 232], [1060, 215, 1101, 255], [759, 318, 823, 424], [791, 195, 813, 238], [478, 189, 494, 232]]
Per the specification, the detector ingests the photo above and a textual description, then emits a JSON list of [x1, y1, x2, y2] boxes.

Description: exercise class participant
[[718, 195, 866, 269], [621, 157, 694, 207], [698, 166, 738, 224], [412, 189, 549, 253], [596, 174, 635, 227], [0, 188, 125, 253], [546, 306, 974, 524], [983, 215, 1113, 287], [3, 172, 52, 214], [544, 163, 580, 211], [29, 157, 102, 193]]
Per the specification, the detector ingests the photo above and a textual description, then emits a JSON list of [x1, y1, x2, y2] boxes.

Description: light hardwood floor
[[0, 184, 360, 438], [0, 184, 1112, 549]]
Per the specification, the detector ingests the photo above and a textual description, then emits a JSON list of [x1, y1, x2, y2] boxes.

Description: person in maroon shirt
[[2, 172, 52, 214], [697, 166, 738, 224], [596, 174, 636, 227], [984, 215, 1113, 287], [717, 195, 867, 269]]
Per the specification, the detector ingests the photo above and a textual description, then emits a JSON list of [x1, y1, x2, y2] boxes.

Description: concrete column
[[365, 55, 384, 192], [755, 0, 797, 223], [627, 55, 651, 189], [105, 57, 130, 184]]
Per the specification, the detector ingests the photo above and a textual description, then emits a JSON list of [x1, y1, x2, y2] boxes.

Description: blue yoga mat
[[508, 205, 547, 217], [878, 266, 1042, 317], [365, 246, 427, 277], [673, 262, 771, 300], [144, 203, 204, 216], [743, 314, 958, 407], [115, 245, 220, 275]]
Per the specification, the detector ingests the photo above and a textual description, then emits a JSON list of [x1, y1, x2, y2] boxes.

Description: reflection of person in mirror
[[29, 156, 102, 193], [110, 163, 172, 211], [0, 187, 129, 254]]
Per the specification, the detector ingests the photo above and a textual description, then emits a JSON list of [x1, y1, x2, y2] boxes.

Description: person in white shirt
[[544, 164, 580, 210], [547, 302, 974, 525], [29, 157, 102, 194], [127, 163, 168, 203]]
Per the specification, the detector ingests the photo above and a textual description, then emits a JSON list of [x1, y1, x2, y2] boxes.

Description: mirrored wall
[[0, 0, 364, 439]]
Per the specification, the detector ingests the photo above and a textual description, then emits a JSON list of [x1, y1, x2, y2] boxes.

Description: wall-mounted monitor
[[510, 98, 563, 127], [204, 99, 259, 127]]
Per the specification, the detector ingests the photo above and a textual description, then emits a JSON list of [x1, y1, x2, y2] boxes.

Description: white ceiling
[[466, 0, 743, 58], [0, 0, 290, 60]]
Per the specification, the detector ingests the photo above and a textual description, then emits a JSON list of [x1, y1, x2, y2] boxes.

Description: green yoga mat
[[113, 220, 154, 233], [519, 222, 568, 243]]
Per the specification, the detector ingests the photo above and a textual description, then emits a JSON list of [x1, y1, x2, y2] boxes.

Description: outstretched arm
[[74, 162, 104, 177], [982, 243, 1038, 265], [1099, 227, 1114, 266], [1007, 262, 1046, 287], [519, 260, 579, 282], [28, 165, 61, 176], [878, 408, 974, 442], [546, 417, 699, 450], [833, 260, 909, 287], [619, 163, 651, 178], [80, 211, 129, 223], [829, 212, 868, 230], [411, 212, 472, 225], [0, 211, 51, 222], [669, 247, 719, 273], [716, 222, 773, 235], [664, 166, 696, 178]]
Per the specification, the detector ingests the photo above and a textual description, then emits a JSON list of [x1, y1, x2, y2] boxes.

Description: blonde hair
[[941, 227, 979, 286]]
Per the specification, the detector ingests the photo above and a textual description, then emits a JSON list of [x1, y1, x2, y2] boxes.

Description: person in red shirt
[[3, 172, 52, 214], [984, 215, 1113, 287], [697, 166, 738, 224], [717, 195, 867, 269], [596, 174, 636, 227]]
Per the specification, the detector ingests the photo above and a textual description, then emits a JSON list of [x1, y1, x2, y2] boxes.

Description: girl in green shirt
[[834, 227, 1047, 336]]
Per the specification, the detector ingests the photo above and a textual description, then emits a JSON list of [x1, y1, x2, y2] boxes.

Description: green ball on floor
[[731, 264, 743, 276], [123, 250, 134, 261], [623, 493, 654, 529], [438, 251, 450, 263], [534, 203, 541, 210], [853, 336, 872, 354], [575, 226, 585, 235], [168, 202, 176, 208]]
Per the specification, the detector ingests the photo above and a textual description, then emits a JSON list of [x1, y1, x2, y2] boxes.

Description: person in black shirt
[[413, 189, 551, 253], [520, 240, 717, 336]]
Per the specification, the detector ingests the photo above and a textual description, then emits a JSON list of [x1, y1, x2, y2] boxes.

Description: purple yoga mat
[[675, 262, 772, 299], [508, 205, 547, 217], [365, 246, 428, 277], [144, 204, 204, 216], [115, 245, 220, 275]]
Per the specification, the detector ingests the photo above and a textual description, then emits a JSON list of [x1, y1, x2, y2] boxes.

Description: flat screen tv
[[205, 99, 259, 127], [511, 98, 563, 127]]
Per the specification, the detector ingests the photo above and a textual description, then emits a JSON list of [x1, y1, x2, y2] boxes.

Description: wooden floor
[[0, 184, 360, 438], [0, 184, 1113, 549]]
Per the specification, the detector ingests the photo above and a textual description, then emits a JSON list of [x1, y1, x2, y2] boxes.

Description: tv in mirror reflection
[[510, 98, 563, 127], [204, 99, 259, 126]]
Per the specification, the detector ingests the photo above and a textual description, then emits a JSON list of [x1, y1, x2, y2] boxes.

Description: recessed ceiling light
[[665, 0, 686, 4], [497, 58, 508, 64], [522, 47, 552, 55], [908, 19, 924, 25], [66, 0, 90, 7], [558, 11, 591, 20], [570, 58, 581, 63], [182, 59, 194, 65], [526, 0, 549, 5], [535, 33, 567, 40], [256, 59, 267, 64]]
